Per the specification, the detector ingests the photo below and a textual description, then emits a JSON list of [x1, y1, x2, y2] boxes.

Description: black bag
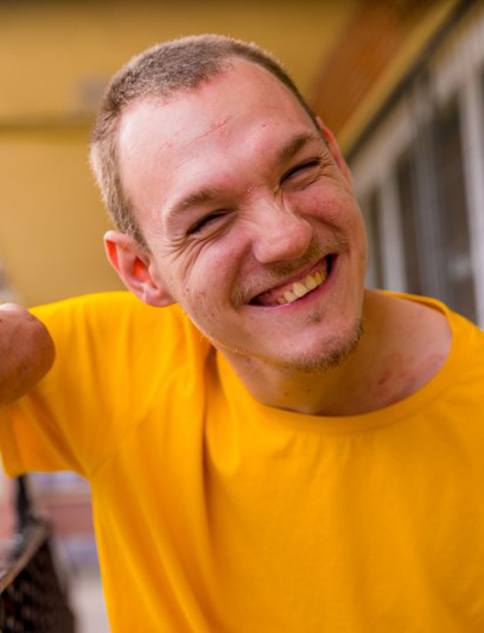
[[0, 476, 76, 632]]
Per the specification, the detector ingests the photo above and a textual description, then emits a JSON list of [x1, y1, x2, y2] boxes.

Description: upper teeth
[[278, 270, 326, 305]]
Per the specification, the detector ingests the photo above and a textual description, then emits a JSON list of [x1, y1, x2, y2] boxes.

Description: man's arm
[[0, 304, 55, 406]]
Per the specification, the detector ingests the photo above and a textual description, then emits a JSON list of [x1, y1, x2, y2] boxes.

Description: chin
[[263, 318, 364, 374]]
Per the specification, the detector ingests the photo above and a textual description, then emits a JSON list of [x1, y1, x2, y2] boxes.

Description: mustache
[[234, 235, 348, 305]]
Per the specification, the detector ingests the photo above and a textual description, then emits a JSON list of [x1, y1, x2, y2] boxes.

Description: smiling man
[[2, 35, 484, 632]]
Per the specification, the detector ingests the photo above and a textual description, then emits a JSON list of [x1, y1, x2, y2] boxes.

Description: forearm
[[0, 304, 55, 406]]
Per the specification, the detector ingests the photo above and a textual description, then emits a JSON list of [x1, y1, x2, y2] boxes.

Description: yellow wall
[[0, 126, 113, 302], [0, 0, 357, 306]]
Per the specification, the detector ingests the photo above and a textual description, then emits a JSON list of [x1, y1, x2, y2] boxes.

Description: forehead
[[117, 60, 315, 219]]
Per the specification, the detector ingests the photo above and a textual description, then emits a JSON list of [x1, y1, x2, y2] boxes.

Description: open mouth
[[249, 254, 336, 307]]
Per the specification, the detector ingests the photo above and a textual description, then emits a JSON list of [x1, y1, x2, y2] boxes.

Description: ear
[[316, 116, 353, 191], [104, 230, 174, 307]]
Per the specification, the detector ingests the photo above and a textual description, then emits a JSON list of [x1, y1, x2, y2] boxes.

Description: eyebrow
[[276, 131, 322, 165], [167, 186, 223, 219], [165, 130, 322, 221]]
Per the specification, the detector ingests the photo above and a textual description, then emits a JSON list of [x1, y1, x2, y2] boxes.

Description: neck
[[221, 290, 452, 416]]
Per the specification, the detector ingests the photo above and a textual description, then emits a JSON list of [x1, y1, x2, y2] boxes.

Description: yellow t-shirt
[[1, 291, 484, 632]]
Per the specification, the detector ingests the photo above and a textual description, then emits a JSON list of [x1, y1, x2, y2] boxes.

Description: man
[[1, 34, 484, 632]]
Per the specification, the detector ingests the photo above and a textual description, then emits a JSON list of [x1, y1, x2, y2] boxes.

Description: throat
[[223, 290, 452, 417]]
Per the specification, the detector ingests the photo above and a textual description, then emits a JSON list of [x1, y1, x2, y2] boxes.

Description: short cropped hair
[[90, 34, 317, 246]]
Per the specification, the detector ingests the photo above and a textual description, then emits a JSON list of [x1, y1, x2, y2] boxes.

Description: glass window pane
[[361, 190, 384, 288], [434, 97, 476, 321], [396, 149, 422, 295]]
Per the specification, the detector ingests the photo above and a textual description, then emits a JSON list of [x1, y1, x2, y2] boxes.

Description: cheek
[[309, 187, 364, 232], [176, 280, 219, 334], [180, 252, 234, 317], [293, 185, 344, 220]]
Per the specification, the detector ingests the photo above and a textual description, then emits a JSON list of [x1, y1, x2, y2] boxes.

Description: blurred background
[[1, 1, 483, 631]]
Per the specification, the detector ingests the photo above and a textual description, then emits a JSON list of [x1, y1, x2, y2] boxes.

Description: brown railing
[[0, 477, 76, 632]]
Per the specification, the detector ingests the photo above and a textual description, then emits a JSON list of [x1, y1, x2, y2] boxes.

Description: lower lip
[[250, 255, 339, 311]]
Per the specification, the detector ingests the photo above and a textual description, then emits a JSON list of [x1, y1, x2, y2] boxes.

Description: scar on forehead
[[189, 115, 235, 145]]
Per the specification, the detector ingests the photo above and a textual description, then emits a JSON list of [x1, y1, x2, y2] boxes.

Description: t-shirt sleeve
[[0, 292, 191, 478]]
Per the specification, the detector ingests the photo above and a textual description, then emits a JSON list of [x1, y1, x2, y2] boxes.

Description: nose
[[250, 198, 313, 264]]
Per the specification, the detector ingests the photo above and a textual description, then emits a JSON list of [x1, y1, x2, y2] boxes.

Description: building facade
[[349, 2, 484, 326]]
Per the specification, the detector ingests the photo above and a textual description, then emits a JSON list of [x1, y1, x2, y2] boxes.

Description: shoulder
[[31, 291, 183, 339], [31, 290, 170, 325], [30, 291, 211, 369], [2, 293, 211, 476]]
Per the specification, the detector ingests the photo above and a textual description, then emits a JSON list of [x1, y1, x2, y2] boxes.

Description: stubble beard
[[274, 316, 364, 374], [224, 315, 364, 376]]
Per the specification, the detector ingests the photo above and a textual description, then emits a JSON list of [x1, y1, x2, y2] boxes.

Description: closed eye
[[187, 211, 228, 236], [282, 158, 321, 183]]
